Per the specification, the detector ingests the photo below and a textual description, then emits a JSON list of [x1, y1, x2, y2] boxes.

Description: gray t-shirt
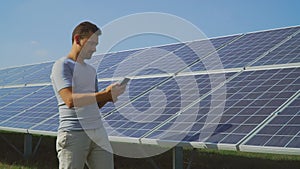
[[51, 57, 102, 131]]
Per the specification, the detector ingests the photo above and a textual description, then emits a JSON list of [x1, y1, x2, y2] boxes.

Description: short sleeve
[[51, 60, 73, 92]]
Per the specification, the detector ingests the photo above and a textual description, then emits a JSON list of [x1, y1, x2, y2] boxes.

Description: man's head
[[72, 21, 101, 44], [72, 21, 101, 60]]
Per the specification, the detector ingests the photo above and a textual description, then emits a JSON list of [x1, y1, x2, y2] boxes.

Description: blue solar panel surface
[[30, 114, 59, 132], [252, 31, 300, 66], [0, 86, 44, 122], [102, 72, 230, 138], [96, 35, 239, 78], [145, 68, 300, 145], [188, 26, 299, 72], [244, 94, 300, 148], [99, 76, 170, 117], [0, 86, 57, 129], [0, 62, 53, 86]]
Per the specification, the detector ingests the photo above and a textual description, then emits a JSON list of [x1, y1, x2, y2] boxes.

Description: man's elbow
[[65, 99, 74, 108]]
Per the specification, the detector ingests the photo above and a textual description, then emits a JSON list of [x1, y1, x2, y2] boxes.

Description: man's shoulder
[[53, 57, 75, 68]]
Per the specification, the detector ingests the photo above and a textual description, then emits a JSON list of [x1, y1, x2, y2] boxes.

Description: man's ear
[[74, 35, 81, 45]]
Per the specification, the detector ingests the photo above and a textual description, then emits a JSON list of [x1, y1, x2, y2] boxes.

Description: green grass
[[1, 132, 300, 169]]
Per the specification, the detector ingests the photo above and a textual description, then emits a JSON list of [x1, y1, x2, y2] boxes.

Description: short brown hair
[[72, 21, 101, 44]]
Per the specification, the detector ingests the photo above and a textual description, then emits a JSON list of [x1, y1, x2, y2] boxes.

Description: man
[[51, 21, 125, 169]]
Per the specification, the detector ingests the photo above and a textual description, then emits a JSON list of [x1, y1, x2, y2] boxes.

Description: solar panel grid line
[[282, 131, 300, 150], [0, 87, 19, 100], [0, 87, 30, 108], [252, 30, 300, 67], [0, 94, 55, 129], [236, 85, 300, 148], [20, 62, 53, 85], [98, 70, 238, 119], [101, 68, 234, 122], [1, 63, 47, 86], [179, 34, 245, 73], [28, 109, 58, 131], [96, 38, 215, 78], [0, 67, 28, 86], [7, 63, 49, 86], [270, 124, 299, 149], [29, 114, 59, 133], [102, 76, 174, 118], [276, 93, 300, 148], [199, 26, 300, 71], [0, 60, 54, 72], [96, 35, 240, 79], [97, 77, 172, 118], [235, 71, 287, 102], [99, 72, 224, 138], [0, 86, 54, 128], [245, 28, 300, 69], [97, 66, 242, 84], [96, 48, 150, 77], [0, 26, 299, 156], [141, 67, 300, 148], [105, 45, 191, 79], [139, 71, 240, 140], [209, 69, 296, 145], [98, 72, 172, 83], [0, 86, 43, 110], [0, 81, 52, 90]]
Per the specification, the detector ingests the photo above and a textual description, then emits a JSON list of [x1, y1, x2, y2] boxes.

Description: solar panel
[[241, 93, 300, 150], [12, 62, 54, 85], [96, 35, 239, 79], [99, 76, 170, 117], [251, 30, 300, 66], [96, 49, 147, 79], [143, 68, 300, 148], [30, 114, 59, 133], [102, 71, 230, 138], [0, 86, 40, 108], [187, 26, 299, 72], [0, 62, 54, 86], [0, 86, 57, 129], [0, 86, 54, 125]]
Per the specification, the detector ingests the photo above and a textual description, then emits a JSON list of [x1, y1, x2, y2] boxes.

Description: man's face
[[79, 33, 99, 60]]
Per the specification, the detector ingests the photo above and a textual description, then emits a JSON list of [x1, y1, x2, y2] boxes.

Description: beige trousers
[[56, 128, 114, 169]]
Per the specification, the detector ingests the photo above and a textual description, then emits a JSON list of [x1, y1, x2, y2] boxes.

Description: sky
[[0, 0, 299, 69]]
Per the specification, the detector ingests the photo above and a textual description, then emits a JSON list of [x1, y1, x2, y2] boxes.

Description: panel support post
[[173, 146, 183, 169], [24, 133, 32, 159]]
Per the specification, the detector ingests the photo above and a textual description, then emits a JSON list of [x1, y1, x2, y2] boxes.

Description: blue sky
[[0, 0, 299, 69]]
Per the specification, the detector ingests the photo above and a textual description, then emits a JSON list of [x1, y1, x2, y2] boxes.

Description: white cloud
[[30, 40, 39, 45], [34, 49, 48, 57]]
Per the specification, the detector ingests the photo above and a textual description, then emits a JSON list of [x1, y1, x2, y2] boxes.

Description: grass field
[[1, 132, 300, 169]]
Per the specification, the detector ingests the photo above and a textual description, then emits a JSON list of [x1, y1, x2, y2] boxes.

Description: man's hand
[[106, 83, 126, 102]]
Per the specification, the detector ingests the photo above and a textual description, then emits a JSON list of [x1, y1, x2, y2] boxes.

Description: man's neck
[[67, 50, 85, 64]]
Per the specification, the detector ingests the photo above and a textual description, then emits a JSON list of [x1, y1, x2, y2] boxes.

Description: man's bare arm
[[59, 84, 125, 108]]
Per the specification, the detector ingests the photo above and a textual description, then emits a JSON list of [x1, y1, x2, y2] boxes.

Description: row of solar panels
[[0, 26, 299, 86], [0, 26, 299, 155], [0, 66, 299, 154]]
